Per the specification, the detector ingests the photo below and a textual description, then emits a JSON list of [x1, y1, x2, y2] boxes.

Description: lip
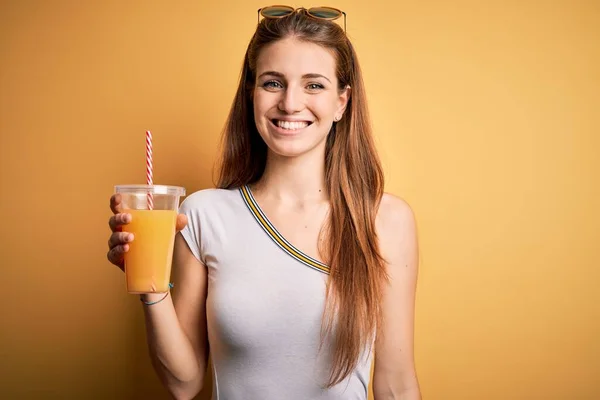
[[271, 118, 313, 123], [268, 118, 313, 135]]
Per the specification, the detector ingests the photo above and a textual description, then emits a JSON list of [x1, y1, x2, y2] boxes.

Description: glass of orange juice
[[114, 184, 186, 294]]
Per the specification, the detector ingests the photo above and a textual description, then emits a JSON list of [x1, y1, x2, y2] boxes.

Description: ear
[[336, 85, 351, 118]]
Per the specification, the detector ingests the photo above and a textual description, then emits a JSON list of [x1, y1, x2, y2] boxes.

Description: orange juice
[[124, 209, 178, 294]]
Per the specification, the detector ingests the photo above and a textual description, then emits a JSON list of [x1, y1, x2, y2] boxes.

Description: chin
[[267, 142, 314, 158]]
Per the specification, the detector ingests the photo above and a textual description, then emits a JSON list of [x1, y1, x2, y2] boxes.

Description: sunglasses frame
[[257, 5, 346, 32]]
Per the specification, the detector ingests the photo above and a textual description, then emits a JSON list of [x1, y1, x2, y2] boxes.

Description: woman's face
[[253, 37, 349, 159]]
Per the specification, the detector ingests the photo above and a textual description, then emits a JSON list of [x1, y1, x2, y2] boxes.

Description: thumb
[[175, 214, 188, 232]]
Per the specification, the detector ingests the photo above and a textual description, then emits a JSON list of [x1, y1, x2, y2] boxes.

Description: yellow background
[[1, 1, 598, 399]]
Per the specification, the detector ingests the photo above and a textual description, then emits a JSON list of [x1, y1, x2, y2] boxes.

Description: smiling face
[[252, 37, 350, 158]]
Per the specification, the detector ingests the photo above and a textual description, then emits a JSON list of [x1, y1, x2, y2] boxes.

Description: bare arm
[[142, 233, 209, 400], [373, 194, 421, 400], [107, 194, 209, 400]]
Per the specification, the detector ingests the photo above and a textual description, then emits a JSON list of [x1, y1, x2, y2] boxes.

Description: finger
[[175, 214, 188, 232], [108, 213, 132, 232], [110, 193, 122, 214], [107, 245, 127, 271], [108, 232, 134, 249]]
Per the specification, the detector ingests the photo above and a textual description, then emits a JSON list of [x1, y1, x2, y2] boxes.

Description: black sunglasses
[[258, 5, 346, 32]]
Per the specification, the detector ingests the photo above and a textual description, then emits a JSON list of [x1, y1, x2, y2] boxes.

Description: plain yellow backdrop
[[0, 1, 598, 399]]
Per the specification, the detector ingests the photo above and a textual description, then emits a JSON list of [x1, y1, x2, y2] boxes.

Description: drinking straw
[[146, 130, 154, 210]]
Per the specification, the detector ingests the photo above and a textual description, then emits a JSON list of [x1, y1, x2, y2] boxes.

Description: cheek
[[253, 93, 274, 118], [308, 96, 337, 118]]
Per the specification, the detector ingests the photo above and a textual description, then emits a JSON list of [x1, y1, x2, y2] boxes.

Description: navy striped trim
[[240, 185, 330, 274]]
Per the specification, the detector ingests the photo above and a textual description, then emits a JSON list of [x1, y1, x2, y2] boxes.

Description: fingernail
[[123, 214, 131, 223], [127, 233, 134, 242]]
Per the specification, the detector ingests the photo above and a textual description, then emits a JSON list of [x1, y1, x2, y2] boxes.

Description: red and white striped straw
[[146, 130, 154, 210]]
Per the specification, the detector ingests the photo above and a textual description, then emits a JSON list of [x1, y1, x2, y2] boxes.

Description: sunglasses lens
[[261, 6, 294, 18], [308, 7, 341, 19]]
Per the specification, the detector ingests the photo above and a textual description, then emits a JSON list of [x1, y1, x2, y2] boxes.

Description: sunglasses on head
[[258, 5, 346, 32]]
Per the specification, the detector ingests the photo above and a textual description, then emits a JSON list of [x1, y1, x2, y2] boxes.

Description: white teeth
[[276, 120, 309, 130]]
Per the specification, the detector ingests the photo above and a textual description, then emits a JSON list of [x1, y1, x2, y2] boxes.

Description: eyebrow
[[258, 71, 332, 83]]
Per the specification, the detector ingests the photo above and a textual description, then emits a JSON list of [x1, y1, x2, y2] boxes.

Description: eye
[[307, 83, 325, 91], [262, 80, 283, 89]]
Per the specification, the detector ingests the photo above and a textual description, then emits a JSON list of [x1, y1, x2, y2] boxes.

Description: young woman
[[107, 7, 421, 400]]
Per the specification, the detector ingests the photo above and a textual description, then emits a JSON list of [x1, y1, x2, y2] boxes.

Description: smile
[[270, 119, 313, 131]]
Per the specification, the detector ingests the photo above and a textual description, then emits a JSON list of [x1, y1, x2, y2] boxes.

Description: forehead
[[256, 37, 337, 78]]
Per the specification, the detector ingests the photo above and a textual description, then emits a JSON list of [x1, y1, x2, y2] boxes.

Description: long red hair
[[215, 10, 388, 387]]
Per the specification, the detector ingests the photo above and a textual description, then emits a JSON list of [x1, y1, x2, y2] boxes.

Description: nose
[[278, 84, 305, 114]]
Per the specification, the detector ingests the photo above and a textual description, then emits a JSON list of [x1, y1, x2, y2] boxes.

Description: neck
[[253, 148, 327, 205]]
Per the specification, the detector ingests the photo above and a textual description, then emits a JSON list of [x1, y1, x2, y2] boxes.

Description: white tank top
[[179, 186, 373, 400]]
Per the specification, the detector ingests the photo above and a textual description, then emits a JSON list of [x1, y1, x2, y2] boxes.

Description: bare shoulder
[[375, 192, 419, 272], [376, 192, 417, 239]]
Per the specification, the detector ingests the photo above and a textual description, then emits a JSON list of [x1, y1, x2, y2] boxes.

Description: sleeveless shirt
[[179, 187, 373, 400]]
